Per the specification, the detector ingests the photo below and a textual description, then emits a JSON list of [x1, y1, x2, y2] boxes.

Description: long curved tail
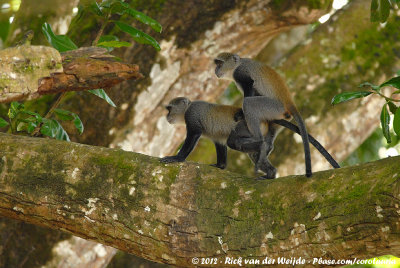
[[273, 119, 340, 169], [286, 105, 312, 177]]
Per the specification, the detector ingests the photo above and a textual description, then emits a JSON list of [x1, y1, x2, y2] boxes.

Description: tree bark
[[0, 132, 399, 267]]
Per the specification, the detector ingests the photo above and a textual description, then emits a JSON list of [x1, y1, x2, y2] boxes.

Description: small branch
[[0, 46, 143, 104], [369, 90, 400, 102], [93, 15, 109, 46]]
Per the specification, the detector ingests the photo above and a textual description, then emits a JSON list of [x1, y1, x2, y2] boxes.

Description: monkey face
[[165, 98, 189, 125], [214, 53, 240, 80]]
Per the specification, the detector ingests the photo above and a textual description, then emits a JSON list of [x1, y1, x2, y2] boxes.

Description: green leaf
[[388, 101, 398, 114], [394, 107, 400, 137], [97, 40, 131, 48], [88, 89, 116, 107], [21, 110, 43, 122], [381, 104, 391, 143], [40, 119, 70, 141], [98, 35, 119, 43], [27, 122, 37, 133], [97, 35, 119, 51], [331, 91, 373, 105], [379, 76, 400, 89], [8, 101, 23, 119], [42, 22, 77, 52], [54, 109, 84, 134], [89, 2, 104, 16], [359, 82, 380, 91], [0, 117, 9, 128], [73, 115, 84, 134], [397, 70, 400, 75], [371, 0, 391, 23], [118, 2, 162, 33], [393, 89, 400, 94], [54, 108, 74, 121], [15, 119, 37, 133], [114, 21, 160, 51]]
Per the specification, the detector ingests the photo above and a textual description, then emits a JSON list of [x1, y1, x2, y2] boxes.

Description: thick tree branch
[[0, 133, 399, 266], [0, 46, 142, 103]]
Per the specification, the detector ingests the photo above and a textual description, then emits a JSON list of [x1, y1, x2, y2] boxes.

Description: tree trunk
[[1, 132, 399, 267]]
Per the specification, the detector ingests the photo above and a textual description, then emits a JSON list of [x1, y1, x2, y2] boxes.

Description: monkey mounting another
[[214, 52, 312, 177], [160, 97, 339, 179]]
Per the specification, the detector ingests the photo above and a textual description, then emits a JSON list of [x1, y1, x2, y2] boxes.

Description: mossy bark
[[0, 133, 399, 267]]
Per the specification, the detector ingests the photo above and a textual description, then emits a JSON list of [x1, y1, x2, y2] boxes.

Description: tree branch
[[0, 46, 143, 103], [0, 133, 399, 266]]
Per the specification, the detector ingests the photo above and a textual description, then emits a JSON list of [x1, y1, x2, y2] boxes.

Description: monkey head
[[214, 52, 240, 79], [165, 97, 191, 125]]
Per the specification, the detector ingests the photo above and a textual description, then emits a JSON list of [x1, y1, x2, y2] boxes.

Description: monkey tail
[[287, 105, 312, 177], [273, 119, 340, 169]]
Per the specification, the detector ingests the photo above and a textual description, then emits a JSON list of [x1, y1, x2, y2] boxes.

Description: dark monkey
[[214, 53, 312, 177], [160, 97, 339, 178]]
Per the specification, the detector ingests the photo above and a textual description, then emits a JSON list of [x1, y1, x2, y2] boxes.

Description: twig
[[93, 14, 110, 46], [31, 92, 66, 136]]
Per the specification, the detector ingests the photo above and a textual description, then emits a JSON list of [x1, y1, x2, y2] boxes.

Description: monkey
[[160, 97, 339, 179], [214, 52, 312, 177]]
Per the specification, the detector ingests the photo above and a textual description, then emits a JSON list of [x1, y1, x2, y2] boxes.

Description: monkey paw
[[160, 156, 185, 163], [255, 164, 276, 179], [256, 175, 276, 180], [210, 163, 226, 169]]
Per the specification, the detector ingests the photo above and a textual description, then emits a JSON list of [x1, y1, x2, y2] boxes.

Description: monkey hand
[[210, 163, 226, 169], [234, 110, 245, 122], [160, 156, 185, 163]]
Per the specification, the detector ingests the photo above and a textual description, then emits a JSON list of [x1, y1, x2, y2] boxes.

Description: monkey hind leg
[[248, 152, 277, 179]]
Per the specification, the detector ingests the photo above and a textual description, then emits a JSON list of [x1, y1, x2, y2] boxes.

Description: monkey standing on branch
[[214, 53, 312, 177], [160, 97, 339, 179]]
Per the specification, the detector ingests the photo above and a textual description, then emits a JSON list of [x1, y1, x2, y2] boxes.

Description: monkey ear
[[233, 54, 240, 63]]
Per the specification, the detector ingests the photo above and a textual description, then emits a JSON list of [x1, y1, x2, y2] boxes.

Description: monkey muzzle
[[215, 68, 223, 78]]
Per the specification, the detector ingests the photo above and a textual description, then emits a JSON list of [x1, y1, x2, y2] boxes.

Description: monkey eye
[[214, 59, 223, 65], [165, 105, 172, 111]]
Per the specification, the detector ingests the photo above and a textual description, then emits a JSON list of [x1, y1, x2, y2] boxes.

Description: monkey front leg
[[210, 142, 227, 169], [160, 130, 201, 163]]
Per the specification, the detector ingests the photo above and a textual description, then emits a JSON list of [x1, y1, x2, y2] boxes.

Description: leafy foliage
[[86, 0, 161, 50], [42, 23, 77, 52], [3, 0, 162, 143], [332, 72, 400, 144], [3, 102, 84, 141]]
